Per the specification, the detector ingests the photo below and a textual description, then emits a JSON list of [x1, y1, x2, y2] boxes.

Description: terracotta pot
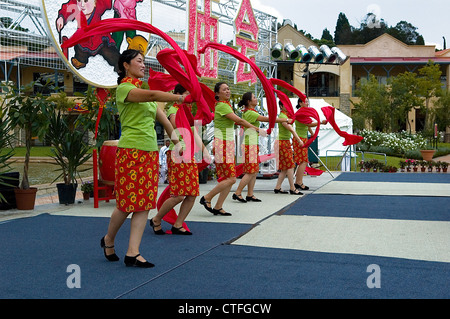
[[83, 192, 90, 200], [14, 187, 38, 210], [420, 150, 436, 162]]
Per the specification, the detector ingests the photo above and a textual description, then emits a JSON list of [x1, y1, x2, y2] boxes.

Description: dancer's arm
[[126, 88, 185, 104], [257, 115, 293, 125], [224, 112, 262, 134], [282, 122, 303, 146], [156, 107, 180, 150]]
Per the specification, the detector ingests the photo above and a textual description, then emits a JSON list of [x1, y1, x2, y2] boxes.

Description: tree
[[6, 80, 56, 189], [388, 72, 422, 132], [352, 75, 391, 132], [433, 90, 450, 132], [352, 13, 388, 44], [321, 28, 333, 42], [387, 21, 423, 45], [417, 61, 443, 135], [334, 13, 353, 45]]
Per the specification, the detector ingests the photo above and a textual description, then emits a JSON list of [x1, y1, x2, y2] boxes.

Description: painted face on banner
[[39, 0, 151, 88]]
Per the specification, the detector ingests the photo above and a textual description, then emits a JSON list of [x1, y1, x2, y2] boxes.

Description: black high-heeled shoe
[[295, 183, 309, 191], [232, 193, 247, 203], [171, 226, 192, 235], [246, 195, 262, 202], [149, 218, 166, 235], [211, 208, 232, 216], [274, 188, 288, 194], [290, 189, 303, 195], [124, 254, 155, 268], [200, 196, 213, 212], [100, 236, 119, 262]]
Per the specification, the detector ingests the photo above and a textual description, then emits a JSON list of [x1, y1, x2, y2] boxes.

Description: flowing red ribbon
[[61, 18, 210, 123], [156, 160, 209, 232], [94, 88, 109, 139], [321, 106, 364, 146], [198, 42, 277, 135]]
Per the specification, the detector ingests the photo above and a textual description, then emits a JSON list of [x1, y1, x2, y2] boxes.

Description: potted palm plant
[[46, 110, 92, 205], [0, 107, 19, 209], [5, 80, 55, 210]]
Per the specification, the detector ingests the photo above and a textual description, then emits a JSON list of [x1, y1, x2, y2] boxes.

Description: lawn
[[2, 146, 94, 157]]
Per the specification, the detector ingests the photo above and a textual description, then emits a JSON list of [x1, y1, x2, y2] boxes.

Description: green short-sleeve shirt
[[295, 120, 308, 139], [166, 104, 193, 151], [277, 112, 291, 141], [242, 109, 260, 145], [214, 102, 235, 141], [116, 82, 158, 152]]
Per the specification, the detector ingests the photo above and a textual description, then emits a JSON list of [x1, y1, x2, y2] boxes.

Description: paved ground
[[0, 168, 449, 304]]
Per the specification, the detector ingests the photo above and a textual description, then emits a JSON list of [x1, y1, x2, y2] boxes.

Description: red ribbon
[[94, 88, 109, 140], [198, 42, 277, 135], [321, 106, 364, 146]]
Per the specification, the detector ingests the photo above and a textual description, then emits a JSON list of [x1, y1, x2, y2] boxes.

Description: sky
[[252, 0, 449, 50], [3, 0, 448, 51]]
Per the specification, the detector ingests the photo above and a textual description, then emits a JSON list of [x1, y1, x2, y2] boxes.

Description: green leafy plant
[[81, 181, 94, 193], [46, 110, 92, 185], [0, 107, 16, 203], [5, 80, 55, 189]]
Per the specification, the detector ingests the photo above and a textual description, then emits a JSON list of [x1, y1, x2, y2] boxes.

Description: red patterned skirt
[[115, 148, 159, 213], [293, 137, 309, 164], [242, 144, 260, 174], [213, 138, 236, 179], [277, 140, 295, 170], [166, 150, 199, 197]]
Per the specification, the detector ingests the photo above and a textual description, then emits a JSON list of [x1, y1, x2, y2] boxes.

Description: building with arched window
[[276, 24, 450, 137]]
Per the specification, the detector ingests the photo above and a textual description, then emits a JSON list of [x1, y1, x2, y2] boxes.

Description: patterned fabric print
[[242, 144, 260, 174], [277, 140, 295, 170], [121, 76, 143, 88], [214, 137, 236, 179], [115, 148, 159, 213], [293, 137, 309, 164], [168, 153, 199, 197]]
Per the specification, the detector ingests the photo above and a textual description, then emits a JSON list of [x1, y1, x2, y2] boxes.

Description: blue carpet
[[335, 172, 450, 183], [0, 214, 249, 299], [285, 194, 450, 221], [119, 244, 450, 299], [1, 171, 449, 299]]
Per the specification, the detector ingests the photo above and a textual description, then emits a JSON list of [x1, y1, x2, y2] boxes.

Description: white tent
[[260, 98, 355, 157], [307, 99, 354, 157]]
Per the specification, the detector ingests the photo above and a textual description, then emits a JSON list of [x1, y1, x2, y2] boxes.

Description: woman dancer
[[293, 98, 327, 191], [233, 92, 293, 203], [274, 101, 304, 195], [199, 82, 264, 216], [100, 49, 191, 268], [150, 84, 209, 235]]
